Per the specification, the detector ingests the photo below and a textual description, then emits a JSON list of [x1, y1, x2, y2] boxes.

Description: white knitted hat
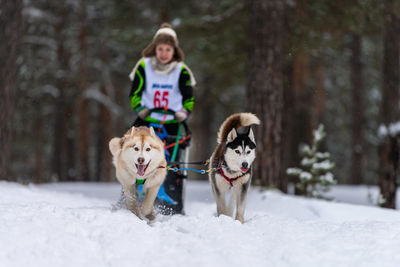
[[154, 27, 178, 44]]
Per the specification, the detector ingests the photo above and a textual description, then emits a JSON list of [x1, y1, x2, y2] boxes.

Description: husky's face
[[224, 128, 256, 173], [109, 127, 165, 177]]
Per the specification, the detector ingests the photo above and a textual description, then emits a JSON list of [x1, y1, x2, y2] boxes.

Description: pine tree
[[287, 124, 336, 199], [247, 0, 285, 190]]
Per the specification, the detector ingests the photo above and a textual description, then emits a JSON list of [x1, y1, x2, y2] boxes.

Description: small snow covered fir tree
[[287, 124, 336, 199]]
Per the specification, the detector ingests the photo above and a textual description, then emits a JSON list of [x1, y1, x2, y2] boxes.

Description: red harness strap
[[218, 162, 247, 187]]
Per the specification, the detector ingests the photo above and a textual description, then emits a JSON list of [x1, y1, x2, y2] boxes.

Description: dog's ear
[[129, 126, 135, 137], [248, 128, 256, 144], [227, 128, 237, 143], [109, 137, 122, 156], [149, 126, 156, 137]]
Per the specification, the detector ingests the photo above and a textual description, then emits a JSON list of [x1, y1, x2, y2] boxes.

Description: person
[[128, 23, 196, 215]]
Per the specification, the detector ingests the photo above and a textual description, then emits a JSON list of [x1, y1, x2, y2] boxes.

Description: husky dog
[[209, 113, 260, 223], [109, 126, 167, 220]]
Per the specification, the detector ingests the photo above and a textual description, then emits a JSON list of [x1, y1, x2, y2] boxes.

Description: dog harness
[[136, 178, 146, 185], [218, 162, 249, 187]]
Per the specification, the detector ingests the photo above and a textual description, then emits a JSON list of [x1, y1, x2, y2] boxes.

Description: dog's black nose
[[138, 157, 145, 164], [242, 162, 248, 168]]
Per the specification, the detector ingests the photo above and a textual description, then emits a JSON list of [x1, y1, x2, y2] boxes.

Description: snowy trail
[[1, 181, 400, 267]]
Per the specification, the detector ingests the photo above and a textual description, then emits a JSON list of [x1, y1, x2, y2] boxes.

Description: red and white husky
[[109, 126, 166, 220]]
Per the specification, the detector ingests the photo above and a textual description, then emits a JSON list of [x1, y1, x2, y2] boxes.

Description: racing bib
[[141, 58, 183, 121]]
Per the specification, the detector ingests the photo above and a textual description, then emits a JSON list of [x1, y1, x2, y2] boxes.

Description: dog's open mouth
[[241, 168, 249, 173], [136, 162, 150, 176]]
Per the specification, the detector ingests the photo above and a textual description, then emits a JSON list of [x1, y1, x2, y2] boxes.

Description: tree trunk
[[51, 92, 65, 181], [247, 0, 285, 190], [379, 137, 399, 209], [94, 105, 102, 182], [293, 52, 312, 155], [281, 58, 294, 193], [65, 105, 76, 181], [292, 53, 312, 195], [192, 74, 215, 175], [379, 0, 400, 209], [95, 86, 112, 182], [313, 61, 325, 128], [0, 0, 22, 181], [77, 0, 90, 181], [35, 116, 43, 184], [51, 3, 72, 181], [101, 103, 112, 182], [350, 34, 364, 185]]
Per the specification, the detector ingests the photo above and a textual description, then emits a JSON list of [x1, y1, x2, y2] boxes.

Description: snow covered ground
[[2, 180, 400, 267]]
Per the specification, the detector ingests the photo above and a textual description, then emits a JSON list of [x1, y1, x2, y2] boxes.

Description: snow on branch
[[22, 7, 59, 23], [378, 121, 400, 138], [202, 2, 246, 23], [83, 85, 122, 115], [23, 36, 57, 51]]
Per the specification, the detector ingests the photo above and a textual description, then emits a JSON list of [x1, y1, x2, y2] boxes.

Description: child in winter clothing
[[128, 23, 196, 215], [129, 23, 196, 129]]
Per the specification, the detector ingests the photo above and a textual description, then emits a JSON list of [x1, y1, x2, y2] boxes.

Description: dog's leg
[[226, 191, 235, 217], [235, 181, 250, 223], [210, 173, 227, 216], [124, 185, 140, 217], [211, 184, 227, 216], [215, 191, 228, 217], [141, 185, 159, 221]]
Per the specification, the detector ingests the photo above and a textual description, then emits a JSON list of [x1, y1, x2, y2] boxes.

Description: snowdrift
[[1, 181, 400, 267]]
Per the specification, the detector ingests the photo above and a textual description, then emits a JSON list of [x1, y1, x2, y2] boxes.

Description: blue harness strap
[[167, 166, 210, 175]]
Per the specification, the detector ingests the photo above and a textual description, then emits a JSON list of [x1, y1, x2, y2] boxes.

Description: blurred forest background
[[1, 0, 399, 207]]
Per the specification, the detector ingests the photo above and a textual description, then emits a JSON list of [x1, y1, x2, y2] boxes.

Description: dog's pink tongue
[[137, 164, 146, 176]]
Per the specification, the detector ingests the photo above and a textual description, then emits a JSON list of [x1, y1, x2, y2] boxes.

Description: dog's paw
[[127, 206, 141, 218], [235, 215, 245, 224], [144, 211, 156, 221]]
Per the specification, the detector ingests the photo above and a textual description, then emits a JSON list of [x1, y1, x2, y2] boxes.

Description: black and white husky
[[208, 113, 260, 223]]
